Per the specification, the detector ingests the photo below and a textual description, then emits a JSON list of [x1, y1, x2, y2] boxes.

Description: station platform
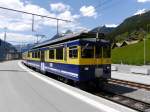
[[0, 60, 136, 112], [111, 64, 150, 85]]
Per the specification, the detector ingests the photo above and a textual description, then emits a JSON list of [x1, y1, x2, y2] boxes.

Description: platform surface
[[112, 71, 150, 85], [0, 60, 136, 112]]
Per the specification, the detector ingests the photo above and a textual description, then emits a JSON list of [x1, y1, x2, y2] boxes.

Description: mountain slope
[[90, 25, 114, 34], [108, 10, 150, 41]]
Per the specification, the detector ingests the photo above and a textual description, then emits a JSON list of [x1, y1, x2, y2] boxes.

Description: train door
[[95, 43, 103, 78], [41, 50, 45, 62], [95, 44, 102, 65], [40, 50, 45, 72], [64, 45, 67, 61]]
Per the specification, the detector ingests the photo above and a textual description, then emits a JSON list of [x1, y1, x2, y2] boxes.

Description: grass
[[112, 34, 150, 65]]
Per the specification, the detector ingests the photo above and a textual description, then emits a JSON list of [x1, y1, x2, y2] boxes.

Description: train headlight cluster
[[106, 66, 110, 69], [84, 67, 89, 70]]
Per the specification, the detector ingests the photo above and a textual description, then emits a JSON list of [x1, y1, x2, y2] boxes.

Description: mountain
[[90, 25, 115, 34], [108, 10, 150, 42]]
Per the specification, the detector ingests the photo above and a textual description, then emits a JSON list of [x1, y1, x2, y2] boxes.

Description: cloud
[[134, 9, 147, 15], [50, 2, 70, 12], [137, 0, 150, 2], [105, 24, 118, 27], [80, 5, 97, 18], [0, 32, 36, 44], [0, 0, 81, 32]]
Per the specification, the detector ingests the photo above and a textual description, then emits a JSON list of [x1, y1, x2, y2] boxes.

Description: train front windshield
[[81, 44, 111, 59], [81, 45, 94, 58]]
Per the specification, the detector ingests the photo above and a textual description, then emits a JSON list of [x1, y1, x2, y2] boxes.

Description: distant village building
[[126, 40, 139, 45], [120, 41, 128, 47], [116, 42, 123, 47], [0, 39, 20, 61], [111, 43, 118, 49], [111, 40, 140, 49]]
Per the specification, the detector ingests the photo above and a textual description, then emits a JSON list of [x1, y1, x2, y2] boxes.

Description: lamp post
[[144, 31, 146, 65], [3, 27, 7, 60], [4, 27, 7, 51], [143, 24, 150, 65]]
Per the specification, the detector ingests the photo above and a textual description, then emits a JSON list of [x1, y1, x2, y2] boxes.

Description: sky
[[0, 0, 150, 45]]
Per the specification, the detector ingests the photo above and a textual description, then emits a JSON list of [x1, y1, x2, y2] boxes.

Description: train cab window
[[81, 45, 94, 58], [69, 46, 78, 58], [56, 47, 63, 60], [95, 46, 102, 58], [103, 46, 111, 58], [49, 49, 54, 59]]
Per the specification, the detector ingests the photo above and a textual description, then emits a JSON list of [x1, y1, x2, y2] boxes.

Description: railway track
[[94, 91, 150, 112], [108, 78, 150, 91]]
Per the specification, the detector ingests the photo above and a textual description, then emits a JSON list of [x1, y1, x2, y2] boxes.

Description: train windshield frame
[[81, 44, 94, 58], [80, 41, 111, 59], [69, 46, 78, 59]]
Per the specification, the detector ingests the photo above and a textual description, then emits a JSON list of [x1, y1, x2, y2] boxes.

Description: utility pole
[[139, 13, 146, 65], [4, 27, 7, 42], [0, 6, 71, 36], [147, 24, 150, 33], [35, 34, 46, 44], [57, 19, 59, 35], [3, 27, 7, 60], [4, 27, 7, 51], [143, 24, 150, 65], [144, 31, 146, 65]]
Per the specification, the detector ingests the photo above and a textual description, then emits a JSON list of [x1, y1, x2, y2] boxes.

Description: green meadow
[[112, 34, 150, 65]]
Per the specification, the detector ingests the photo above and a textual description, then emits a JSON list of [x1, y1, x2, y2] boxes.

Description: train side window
[[49, 49, 54, 59], [103, 46, 111, 58], [56, 47, 63, 60], [38, 51, 40, 58], [95, 46, 102, 58], [27, 52, 30, 57], [69, 46, 78, 58], [32, 52, 35, 58], [35, 52, 38, 58], [33, 52, 35, 58], [81, 45, 94, 58], [32, 52, 34, 58]]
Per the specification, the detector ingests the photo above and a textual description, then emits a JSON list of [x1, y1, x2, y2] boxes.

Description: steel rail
[[108, 78, 150, 91]]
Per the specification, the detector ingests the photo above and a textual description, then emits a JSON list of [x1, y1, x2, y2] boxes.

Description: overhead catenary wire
[[99, 0, 121, 12], [0, 6, 71, 22], [85, 0, 121, 16], [84, 0, 112, 15], [0, 6, 72, 34], [32, 14, 35, 32]]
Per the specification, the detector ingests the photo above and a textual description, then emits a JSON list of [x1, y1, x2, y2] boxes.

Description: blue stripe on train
[[25, 60, 111, 82], [44, 62, 80, 81]]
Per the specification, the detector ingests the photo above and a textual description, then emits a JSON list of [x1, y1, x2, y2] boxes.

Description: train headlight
[[84, 67, 89, 70], [106, 66, 110, 69]]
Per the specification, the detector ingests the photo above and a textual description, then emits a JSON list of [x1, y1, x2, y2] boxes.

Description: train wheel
[[73, 81, 87, 90], [36, 68, 40, 72], [95, 78, 108, 90]]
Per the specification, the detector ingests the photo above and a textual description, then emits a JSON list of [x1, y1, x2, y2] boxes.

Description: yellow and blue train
[[22, 32, 111, 86]]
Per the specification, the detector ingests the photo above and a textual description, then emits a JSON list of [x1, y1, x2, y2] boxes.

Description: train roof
[[32, 32, 109, 49]]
